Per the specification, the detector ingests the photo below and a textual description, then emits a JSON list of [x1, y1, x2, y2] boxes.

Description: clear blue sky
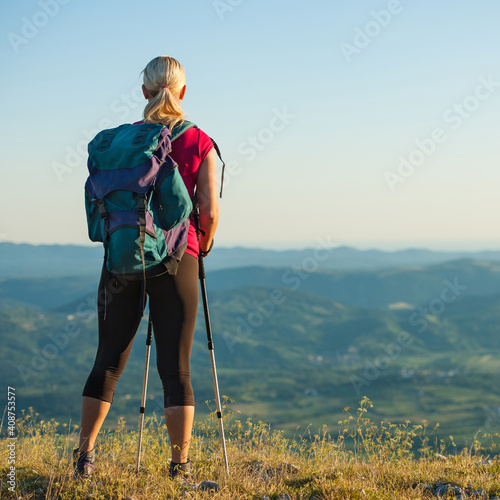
[[1, 0, 499, 250]]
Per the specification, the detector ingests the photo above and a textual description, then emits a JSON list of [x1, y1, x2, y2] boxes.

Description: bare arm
[[196, 148, 219, 255]]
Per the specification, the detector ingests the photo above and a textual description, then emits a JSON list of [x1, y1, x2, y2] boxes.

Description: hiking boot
[[168, 459, 192, 481], [73, 448, 95, 478]]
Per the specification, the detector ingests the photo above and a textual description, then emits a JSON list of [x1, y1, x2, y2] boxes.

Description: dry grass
[[1, 398, 500, 500]]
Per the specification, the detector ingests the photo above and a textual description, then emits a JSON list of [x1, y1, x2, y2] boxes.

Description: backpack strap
[[170, 120, 196, 141], [94, 198, 109, 320], [137, 193, 148, 316], [191, 193, 203, 240], [170, 121, 226, 198], [209, 138, 225, 198]]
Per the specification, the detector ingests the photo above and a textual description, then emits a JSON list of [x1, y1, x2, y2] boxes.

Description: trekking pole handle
[[198, 252, 206, 280], [198, 255, 214, 350]]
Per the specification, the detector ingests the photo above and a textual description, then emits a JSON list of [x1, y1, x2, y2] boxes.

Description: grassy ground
[[1, 398, 500, 500]]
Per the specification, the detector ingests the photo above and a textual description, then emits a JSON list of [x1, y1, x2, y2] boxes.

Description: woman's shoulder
[[183, 122, 211, 141], [132, 119, 210, 140], [179, 122, 213, 159], [132, 119, 213, 159]]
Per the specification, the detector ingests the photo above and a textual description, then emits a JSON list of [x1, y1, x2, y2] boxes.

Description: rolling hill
[[2, 275, 500, 445], [2, 258, 500, 310]]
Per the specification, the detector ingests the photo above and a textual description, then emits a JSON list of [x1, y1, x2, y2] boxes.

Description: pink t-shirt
[[133, 121, 213, 258], [169, 126, 213, 258]]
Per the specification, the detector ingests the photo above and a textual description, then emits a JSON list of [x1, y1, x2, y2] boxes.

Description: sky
[[1, 0, 500, 251]]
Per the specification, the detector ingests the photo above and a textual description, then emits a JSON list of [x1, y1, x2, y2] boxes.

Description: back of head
[[142, 56, 186, 131]]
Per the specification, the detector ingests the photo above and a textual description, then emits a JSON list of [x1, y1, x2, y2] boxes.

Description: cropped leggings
[[82, 254, 198, 408]]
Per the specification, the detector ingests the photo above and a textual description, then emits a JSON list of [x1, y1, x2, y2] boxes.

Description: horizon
[[2, 239, 500, 254]]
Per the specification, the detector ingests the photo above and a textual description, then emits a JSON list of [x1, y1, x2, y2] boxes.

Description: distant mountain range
[[1, 242, 500, 277]]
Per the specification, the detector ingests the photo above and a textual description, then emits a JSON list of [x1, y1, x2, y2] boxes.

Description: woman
[[74, 56, 219, 479]]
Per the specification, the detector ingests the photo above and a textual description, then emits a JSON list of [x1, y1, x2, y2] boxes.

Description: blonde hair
[[141, 56, 186, 130]]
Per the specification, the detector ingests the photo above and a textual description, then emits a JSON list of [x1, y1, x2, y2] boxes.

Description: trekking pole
[[199, 254, 229, 474], [135, 315, 153, 472]]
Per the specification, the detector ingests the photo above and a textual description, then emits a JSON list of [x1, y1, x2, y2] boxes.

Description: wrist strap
[[200, 239, 214, 257]]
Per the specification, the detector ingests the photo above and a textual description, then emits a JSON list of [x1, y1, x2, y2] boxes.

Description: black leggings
[[82, 254, 198, 408]]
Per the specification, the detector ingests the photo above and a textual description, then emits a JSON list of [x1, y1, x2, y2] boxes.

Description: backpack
[[84, 121, 196, 284]]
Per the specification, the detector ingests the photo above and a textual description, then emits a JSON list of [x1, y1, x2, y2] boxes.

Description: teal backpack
[[85, 121, 196, 287]]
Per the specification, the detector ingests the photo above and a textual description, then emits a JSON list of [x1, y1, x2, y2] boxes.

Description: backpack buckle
[[96, 199, 107, 219], [137, 193, 147, 217]]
